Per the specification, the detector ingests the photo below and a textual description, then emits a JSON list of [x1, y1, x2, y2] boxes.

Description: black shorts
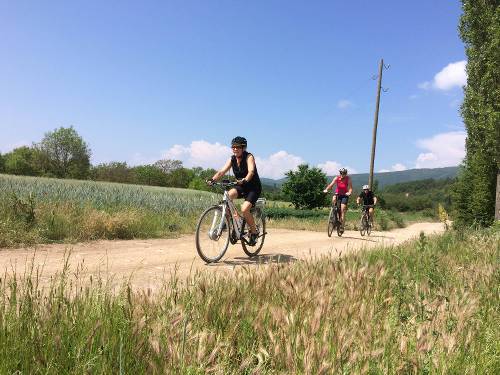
[[234, 186, 261, 206]]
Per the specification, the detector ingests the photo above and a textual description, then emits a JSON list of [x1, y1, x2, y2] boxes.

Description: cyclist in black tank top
[[208, 137, 262, 246]]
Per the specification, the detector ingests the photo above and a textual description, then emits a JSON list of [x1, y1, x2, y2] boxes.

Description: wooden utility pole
[[368, 59, 384, 190]]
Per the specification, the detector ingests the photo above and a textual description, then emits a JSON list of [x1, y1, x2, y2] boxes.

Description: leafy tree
[[154, 159, 183, 174], [0, 152, 4, 172], [453, 1, 499, 227], [166, 168, 194, 188], [188, 176, 211, 191], [90, 162, 132, 183], [35, 126, 91, 179], [131, 165, 168, 186], [282, 164, 327, 209], [3, 146, 40, 176]]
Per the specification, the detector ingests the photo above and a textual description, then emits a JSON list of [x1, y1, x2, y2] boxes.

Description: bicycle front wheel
[[327, 207, 335, 237], [359, 216, 366, 236], [366, 217, 372, 236], [195, 205, 230, 263]]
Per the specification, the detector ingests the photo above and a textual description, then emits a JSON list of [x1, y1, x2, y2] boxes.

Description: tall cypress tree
[[454, 0, 500, 227]]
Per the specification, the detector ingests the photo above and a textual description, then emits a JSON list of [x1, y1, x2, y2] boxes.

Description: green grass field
[[0, 228, 497, 373], [1, 174, 431, 247], [0, 174, 219, 247]]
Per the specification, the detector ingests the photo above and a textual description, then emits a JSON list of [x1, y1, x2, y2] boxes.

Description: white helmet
[[362, 185, 369, 190]]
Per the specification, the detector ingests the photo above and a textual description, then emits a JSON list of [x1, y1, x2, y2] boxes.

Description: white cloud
[[318, 161, 357, 175], [255, 151, 305, 179], [337, 99, 353, 109], [391, 163, 407, 171], [378, 163, 407, 173], [419, 60, 467, 91], [415, 131, 466, 168], [163, 140, 231, 169]]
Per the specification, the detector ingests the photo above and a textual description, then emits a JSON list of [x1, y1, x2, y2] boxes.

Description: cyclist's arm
[[242, 154, 256, 183], [211, 158, 232, 181], [325, 176, 338, 191], [346, 178, 353, 195], [373, 196, 378, 205]]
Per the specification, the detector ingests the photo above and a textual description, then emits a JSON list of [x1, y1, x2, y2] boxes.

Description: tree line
[[0, 127, 217, 191]]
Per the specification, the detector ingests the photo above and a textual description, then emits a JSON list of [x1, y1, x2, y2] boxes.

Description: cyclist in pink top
[[323, 168, 353, 229]]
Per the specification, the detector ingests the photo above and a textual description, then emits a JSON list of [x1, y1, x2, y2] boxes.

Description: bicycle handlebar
[[207, 179, 238, 188]]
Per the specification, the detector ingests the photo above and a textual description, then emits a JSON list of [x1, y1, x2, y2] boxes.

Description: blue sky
[[0, 0, 467, 178]]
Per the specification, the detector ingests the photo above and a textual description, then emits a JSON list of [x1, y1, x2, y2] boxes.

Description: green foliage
[[188, 176, 211, 191], [282, 164, 327, 209], [165, 168, 195, 188], [90, 161, 133, 183], [131, 165, 168, 186], [265, 206, 328, 219], [454, 1, 500, 227], [34, 126, 92, 179], [0, 152, 4, 172], [3, 146, 40, 176], [376, 178, 453, 217]]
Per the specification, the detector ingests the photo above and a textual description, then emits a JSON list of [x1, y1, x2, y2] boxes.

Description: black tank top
[[231, 151, 262, 191]]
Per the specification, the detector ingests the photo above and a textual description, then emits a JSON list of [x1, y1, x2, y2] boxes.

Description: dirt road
[[0, 222, 443, 290]]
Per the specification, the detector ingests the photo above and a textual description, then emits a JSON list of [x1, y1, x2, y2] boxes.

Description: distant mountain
[[261, 166, 459, 190]]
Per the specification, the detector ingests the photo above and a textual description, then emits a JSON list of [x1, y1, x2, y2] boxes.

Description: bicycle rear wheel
[[195, 205, 230, 263], [241, 210, 266, 257], [327, 207, 335, 237]]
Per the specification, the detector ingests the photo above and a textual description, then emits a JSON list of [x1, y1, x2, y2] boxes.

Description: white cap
[[362, 185, 369, 190]]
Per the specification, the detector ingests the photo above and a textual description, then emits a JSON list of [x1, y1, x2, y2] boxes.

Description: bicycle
[[327, 194, 344, 237], [359, 204, 374, 236], [195, 180, 267, 263]]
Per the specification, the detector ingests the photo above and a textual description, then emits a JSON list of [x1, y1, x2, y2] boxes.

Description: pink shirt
[[335, 176, 350, 195]]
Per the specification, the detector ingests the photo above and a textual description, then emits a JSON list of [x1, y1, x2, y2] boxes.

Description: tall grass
[[1, 229, 498, 373]]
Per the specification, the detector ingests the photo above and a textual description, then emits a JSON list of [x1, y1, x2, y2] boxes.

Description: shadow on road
[[205, 253, 298, 267], [340, 236, 378, 242]]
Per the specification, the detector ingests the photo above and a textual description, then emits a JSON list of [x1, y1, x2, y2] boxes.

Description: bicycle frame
[[218, 189, 245, 238]]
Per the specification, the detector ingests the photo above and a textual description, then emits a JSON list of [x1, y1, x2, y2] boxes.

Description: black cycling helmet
[[339, 167, 348, 175], [231, 136, 247, 147]]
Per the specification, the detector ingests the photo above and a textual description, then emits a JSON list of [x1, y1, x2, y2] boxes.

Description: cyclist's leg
[[228, 188, 239, 200], [369, 207, 374, 224], [241, 191, 259, 234], [332, 194, 337, 207], [228, 188, 241, 221], [340, 195, 348, 225], [341, 203, 347, 225], [241, 201, 257, 233]]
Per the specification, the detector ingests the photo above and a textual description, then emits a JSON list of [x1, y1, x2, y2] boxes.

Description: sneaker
[[248, 232, 259, 246]]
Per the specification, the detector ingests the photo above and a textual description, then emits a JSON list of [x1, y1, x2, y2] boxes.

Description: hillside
[[261, 166, 459, 189]]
